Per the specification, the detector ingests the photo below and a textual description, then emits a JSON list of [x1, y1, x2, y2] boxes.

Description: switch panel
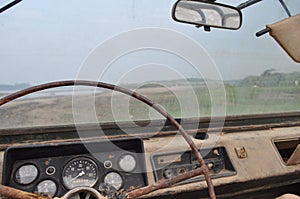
[[151, 147, 236, 184]]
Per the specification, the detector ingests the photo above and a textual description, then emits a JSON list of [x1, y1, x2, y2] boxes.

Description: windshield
[[0, 0, 299, 129]]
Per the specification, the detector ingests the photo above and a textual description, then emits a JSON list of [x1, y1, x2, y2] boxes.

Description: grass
[[134, 85, 300, 118], [224, 86, 300, 115], [0, 85, 299, 128]]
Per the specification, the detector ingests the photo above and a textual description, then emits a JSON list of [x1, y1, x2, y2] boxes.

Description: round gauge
[[36, 180, 57, 196], [103, 172, 123, 191], [15, 164, 38, 185], [62, 157, 99, 190], [118, 154, 136, 172]]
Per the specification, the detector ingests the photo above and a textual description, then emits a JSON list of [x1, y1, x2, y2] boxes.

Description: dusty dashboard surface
[[141, 126, 300, 198], [0, 114, 300, 198]]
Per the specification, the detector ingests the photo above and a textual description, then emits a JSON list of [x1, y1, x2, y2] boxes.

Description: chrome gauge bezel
[[36, 179, 58, 196], [62, 157, 99, 190], [118, 154, 137, 172], [14, 164, 39, 185], [103, 171, 124, 191]]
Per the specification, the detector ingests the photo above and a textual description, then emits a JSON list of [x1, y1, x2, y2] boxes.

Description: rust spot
[[235, 146, 248, 158], [0, 184, 51, 199]]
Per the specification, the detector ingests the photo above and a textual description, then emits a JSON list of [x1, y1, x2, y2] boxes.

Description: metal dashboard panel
[[2, 138, 147, 197], [151, 147, 236, 184]]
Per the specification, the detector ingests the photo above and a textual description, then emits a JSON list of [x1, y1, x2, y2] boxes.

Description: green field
[[224, 85, 300, 115], [0, 84, 299, 129], [137, 85, 300, 118]]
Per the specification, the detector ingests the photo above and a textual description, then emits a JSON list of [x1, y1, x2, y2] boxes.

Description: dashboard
[[2, 138, 147, 197], [1, 113, 300, 198], [2, 136, 237, 198]]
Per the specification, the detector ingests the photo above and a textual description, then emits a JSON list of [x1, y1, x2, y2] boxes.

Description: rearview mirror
[[172, 0, 242, 30]]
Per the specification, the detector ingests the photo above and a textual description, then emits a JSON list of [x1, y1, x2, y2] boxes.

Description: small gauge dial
[[36, 180, 57, 196], [103, 172, 123, 191], [118, 154, 136, 172], [15, 164, 38, 185], [62, 157, 99, 190]]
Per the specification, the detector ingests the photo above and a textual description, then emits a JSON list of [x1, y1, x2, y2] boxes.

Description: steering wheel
[[0, 80, 216, 199], [56, 187, 105, 199]]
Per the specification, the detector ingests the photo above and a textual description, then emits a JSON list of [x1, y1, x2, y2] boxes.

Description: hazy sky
[[0, 0, 299, 85]]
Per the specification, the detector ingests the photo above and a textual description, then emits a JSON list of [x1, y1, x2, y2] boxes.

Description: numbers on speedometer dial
[[62, 157, 99, 190]]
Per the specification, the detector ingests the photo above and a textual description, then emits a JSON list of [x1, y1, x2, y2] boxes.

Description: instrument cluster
[[2, 138, 147, 197]]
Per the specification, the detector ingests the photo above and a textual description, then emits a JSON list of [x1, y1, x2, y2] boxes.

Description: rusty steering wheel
[[0, 80, 216, 199]]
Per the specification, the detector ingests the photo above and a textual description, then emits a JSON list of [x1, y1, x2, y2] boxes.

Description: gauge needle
[[68, 171, 85, 183]]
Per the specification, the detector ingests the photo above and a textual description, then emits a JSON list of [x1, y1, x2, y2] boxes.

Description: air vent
[[274, 137, 300, 166]]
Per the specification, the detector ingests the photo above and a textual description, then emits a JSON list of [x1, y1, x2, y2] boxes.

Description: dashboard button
[[46, 166, 56, 175]]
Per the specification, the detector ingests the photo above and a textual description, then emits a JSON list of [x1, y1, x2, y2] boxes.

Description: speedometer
[[62, 157, 99, 190]]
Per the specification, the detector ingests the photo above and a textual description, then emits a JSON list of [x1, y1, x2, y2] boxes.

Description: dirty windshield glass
[[0, 0, 299, 129]]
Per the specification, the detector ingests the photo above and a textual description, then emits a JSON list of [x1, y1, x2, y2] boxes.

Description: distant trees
[[238, 69, 300, 87], [261, 68, 276, 77]]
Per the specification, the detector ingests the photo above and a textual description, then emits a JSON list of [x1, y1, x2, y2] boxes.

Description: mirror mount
[[237, 0, 263, 10], [204, 26, 211, 32], [0, 0, 22, 14]]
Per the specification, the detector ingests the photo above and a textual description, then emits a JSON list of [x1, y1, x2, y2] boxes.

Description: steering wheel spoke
[[56, 187, 106, 199]]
